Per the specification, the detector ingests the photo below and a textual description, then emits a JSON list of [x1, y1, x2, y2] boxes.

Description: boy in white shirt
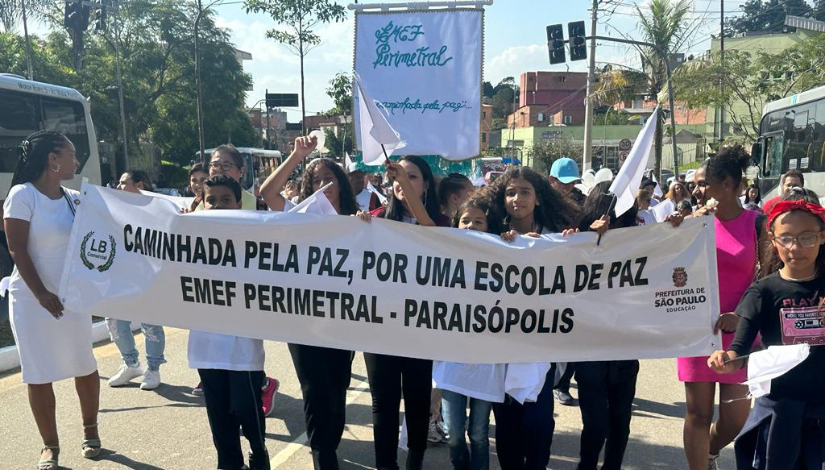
[[188, 175, 270, 470]]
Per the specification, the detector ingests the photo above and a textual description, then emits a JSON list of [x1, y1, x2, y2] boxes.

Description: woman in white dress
[[3, 131, 100, 470]]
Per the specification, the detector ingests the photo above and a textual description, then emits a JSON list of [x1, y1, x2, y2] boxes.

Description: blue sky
[[28, 0, 726, 121]]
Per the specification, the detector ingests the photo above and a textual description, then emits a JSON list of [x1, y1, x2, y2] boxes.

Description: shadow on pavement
[[632, 396, 687, 419], [97, 449, 167, 470]]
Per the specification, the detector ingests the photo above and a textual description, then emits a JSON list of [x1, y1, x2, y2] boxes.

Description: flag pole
[[596, 193, 617, 246]]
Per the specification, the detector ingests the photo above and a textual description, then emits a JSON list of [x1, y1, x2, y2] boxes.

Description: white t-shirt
[[636, 209, 656, 226], [432, 362, 507, 403], [188, 332, 264, 371], [356, 189, 372, 211]]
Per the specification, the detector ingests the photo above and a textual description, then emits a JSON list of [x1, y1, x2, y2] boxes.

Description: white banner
[[59, 184, 721, 363], [353, 9, 483, 160]]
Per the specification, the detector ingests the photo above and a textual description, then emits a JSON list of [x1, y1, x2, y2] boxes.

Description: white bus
[[0, 73, 103, 276], [753, 85, 825, 199], [197, 147, 282, 194]]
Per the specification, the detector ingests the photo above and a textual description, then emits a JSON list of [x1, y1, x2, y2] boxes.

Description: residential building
[[506, 71, 588, 128], [481, 104, 493, 151]]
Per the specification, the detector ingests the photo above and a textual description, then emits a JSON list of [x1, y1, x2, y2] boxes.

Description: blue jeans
[[107, 318, 166, 371], [442, 389, 492, 470]]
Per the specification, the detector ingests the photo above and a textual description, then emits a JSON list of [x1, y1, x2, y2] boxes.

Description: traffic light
[[94, 0, 107, 32], [568, 21, 587, 61], [546, 24, 565, 65], [64, 0, 90, 31]]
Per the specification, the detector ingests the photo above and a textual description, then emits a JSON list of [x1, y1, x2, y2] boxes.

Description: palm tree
[[634, 0, 692, 180]]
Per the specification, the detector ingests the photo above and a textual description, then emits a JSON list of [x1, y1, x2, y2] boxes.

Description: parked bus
[[752, 85, 825, 199], [0, 73, 103, 278], [196, 147, 282, 194]]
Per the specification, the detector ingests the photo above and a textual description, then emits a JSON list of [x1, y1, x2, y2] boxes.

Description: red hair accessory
[[767, 200, 825, 230]]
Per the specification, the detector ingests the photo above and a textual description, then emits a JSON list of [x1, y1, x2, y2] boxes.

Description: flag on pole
[[354, 72, 406, 165], [609, 108, 659, 217], [288, 183, 338, 216], [345, 152, 354, 172]]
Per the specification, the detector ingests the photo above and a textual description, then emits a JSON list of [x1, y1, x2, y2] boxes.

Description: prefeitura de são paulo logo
[[80, 231, 116, 272], [672, 267, 688, 288]]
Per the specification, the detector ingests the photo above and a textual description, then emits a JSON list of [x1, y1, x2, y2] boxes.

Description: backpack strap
[[754, 213, 768, 280]]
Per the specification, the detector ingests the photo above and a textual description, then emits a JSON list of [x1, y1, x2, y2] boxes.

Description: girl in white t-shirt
[[433, 197, 506, 470], [485, 166, 580, 470]]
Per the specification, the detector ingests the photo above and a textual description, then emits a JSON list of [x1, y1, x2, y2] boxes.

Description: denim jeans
[[441, 389, 492, 470], [107, 318, 166, 371]]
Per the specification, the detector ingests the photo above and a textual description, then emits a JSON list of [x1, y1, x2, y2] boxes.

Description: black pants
[[575, 360, 640, 470], [555, 363, 575, 393], [492, 364, 556, 470], [289, 344, 353, 470], [198, 369, 269, 470], [364, 352, 432, 470]]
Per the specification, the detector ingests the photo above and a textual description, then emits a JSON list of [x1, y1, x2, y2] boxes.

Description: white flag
[[354, 72, 406, 165], [366, 181, 387, 204], [345, 152, 354, 172], [743, 344, 810, 398], [609, 108, 659, 217], [288, 183, 338, 216]]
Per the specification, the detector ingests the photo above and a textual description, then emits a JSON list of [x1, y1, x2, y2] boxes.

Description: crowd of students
[[4, 130, 824, 470]]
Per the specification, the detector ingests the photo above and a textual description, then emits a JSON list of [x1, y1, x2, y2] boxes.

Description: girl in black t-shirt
[[708, 196, 825, 470]]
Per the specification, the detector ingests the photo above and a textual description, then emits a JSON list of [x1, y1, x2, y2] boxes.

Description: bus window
[[813, 101, 825, 171], [0, 89, 38, 172], [41, 97, 91, 171], [764, 134, 784, 177]]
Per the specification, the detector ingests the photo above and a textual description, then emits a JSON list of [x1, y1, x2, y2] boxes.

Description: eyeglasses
[[209, 161, 237, 171], [771, 231, 823, 248]]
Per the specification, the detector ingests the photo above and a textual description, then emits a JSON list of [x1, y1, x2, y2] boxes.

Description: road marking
[[270, 377, 371, 468]]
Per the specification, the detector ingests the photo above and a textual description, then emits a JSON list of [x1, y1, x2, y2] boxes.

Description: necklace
[[780, 270, 819, 282]]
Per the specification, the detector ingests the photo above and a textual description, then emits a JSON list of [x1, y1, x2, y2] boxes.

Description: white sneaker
[[108, 362, 144, 387], [708, 453, 720, 470], [140, 370, 161, 390]]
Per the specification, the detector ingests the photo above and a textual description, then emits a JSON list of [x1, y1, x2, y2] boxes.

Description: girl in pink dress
[[679, 146, 765, 470]]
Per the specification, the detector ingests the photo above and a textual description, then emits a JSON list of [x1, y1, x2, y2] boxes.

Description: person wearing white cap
[[549, 157, 585, 206]]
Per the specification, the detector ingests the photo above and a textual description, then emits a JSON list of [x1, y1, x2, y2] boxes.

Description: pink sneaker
[[261, 377, 279, 417]]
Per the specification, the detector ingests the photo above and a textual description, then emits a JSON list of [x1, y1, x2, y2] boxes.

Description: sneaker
[[248, 450, 270, 470], [427, 417, 444, 443], [140, 370, 161, 390], [436, 418, 450, 441], [192, 381, 204, 396], [554, 389, 578, 406], [108, 362, 144, 387], [708, 453, 719, 470], [261, 377, 280, 417]]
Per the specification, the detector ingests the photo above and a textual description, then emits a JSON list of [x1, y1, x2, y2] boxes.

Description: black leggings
[[289, 344, 353, 470], [198, 369, 268, 470], [364, 352, 432, 469], [493, 364, 557, 470], [575, 360, 639, 470]]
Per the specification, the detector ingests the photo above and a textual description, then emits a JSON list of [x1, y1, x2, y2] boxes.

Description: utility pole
[[582, 0, 599, 172], [718, 0, 725, 143], [112, 0, 129, 170], [194, 0, 206, 164], [21, 0, 34, 80]]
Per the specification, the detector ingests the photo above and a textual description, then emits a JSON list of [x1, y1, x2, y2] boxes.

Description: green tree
[[325, 72, 352, 117], [324, 123, 353, 157], [732, 0, 813, 34], [675, 33, 825, 143], [244, 0, 347, 133], [634, 0, 693, 181]]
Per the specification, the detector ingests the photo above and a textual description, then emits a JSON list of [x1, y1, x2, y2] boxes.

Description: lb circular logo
[[80, 231, 116, 272]]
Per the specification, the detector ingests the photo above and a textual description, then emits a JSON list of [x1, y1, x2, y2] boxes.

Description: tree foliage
[[675, 33, 825, 143], [0, 0, 257, 166], [245, 0, 347, 131], [325, 72, 352, 117], [731, 0, 813, 34]]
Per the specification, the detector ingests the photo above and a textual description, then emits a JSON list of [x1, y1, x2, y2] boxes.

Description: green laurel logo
[[80, 231, 116, 272]]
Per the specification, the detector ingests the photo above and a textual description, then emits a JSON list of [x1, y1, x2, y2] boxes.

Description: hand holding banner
[[60, 183, 721, 364]]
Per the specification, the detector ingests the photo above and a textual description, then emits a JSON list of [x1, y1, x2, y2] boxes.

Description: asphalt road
[[0, 329, 736, 470]]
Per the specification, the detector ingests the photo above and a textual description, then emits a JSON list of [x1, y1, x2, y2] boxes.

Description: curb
[[0, 320, 140, 374]]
